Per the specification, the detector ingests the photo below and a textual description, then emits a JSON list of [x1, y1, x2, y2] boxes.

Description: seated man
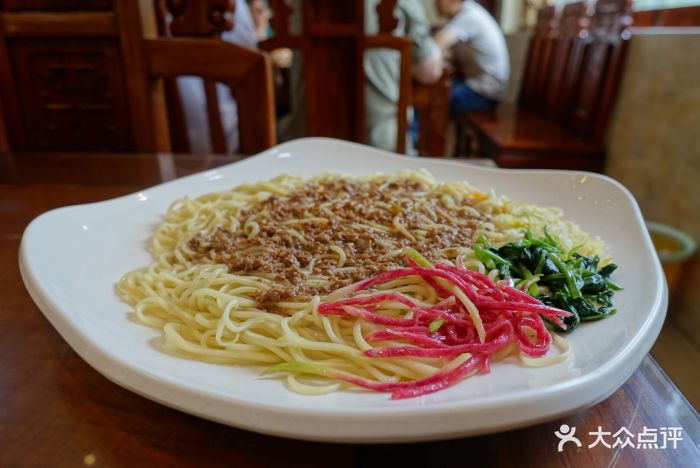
[[433, 0, 510, 113]]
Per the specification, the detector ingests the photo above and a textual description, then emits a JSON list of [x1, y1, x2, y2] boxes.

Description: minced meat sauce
[[187, 177, 490, 305]]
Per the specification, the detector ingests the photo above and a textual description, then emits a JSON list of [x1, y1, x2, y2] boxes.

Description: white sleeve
[[445, 12, 471, 43]]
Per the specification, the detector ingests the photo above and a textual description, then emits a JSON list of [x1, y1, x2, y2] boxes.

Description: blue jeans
[[450, 77, 498, 114]]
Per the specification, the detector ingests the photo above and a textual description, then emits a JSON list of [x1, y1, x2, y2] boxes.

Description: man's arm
[[433, 26, 460, 53], [412, 47, 443, 84]]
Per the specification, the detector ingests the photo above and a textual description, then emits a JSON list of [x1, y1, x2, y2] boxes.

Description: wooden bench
[[466, 0, 632, 171]]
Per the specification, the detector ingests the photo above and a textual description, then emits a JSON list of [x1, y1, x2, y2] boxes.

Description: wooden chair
[[258, 0, 412, 153], [569, 0, 632, 144], [544, 1, 589, 123], [143, 37, 276, 154], [146, 0, 276, 155], [411, 70, 451, 157], [518, 6, 557, 114], [465, 0, 632, 171], [154, 0, 241, 154]]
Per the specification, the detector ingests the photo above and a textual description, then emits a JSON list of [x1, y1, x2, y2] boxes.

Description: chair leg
[[453, 114, 482, 158], [452, 115, 468, 158], [452, 118, 463, 157], [464, 125, 478, 157]]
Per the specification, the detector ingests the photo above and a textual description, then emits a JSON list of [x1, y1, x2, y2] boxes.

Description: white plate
[[20, 138, 667, 443]]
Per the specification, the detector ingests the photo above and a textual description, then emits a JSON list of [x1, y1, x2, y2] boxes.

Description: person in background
[[178, 0, 271, 154], [364, 0, 443, 152], [433, 0, 509, 114], [248, 0, 273, 42]]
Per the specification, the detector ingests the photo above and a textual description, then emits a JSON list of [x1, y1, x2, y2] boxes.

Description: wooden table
[[1, 152, 698, 467]]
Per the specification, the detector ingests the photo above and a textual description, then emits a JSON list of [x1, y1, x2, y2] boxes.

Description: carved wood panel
[[165, 0, 235, 37], [306, 0, 360, 25], [9, 40, 132, 151]]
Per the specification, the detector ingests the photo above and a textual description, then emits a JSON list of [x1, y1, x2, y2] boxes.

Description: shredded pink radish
[[333, 355, 484, 399], [316, 262, 572, 399]]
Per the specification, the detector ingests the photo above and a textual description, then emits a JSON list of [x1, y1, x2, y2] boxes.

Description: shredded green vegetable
[[475, 230, 621, 332], [404, 247, 434, 267]]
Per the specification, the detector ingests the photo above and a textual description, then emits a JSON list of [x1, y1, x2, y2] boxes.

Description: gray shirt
[[364, 0, 438, 104], [446, 1, 509, 100]]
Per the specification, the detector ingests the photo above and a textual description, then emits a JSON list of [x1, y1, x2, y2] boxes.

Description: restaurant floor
[[651, 322, 700, 411]]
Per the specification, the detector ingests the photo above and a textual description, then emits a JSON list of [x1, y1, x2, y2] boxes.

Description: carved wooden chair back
[[259, 0, 412, 153], [567, 0, 631, 143], [151, 0, 275, 154], [519, 6, 557, 112], [543, 2, 590, 123], [144, 36, 276, 154]]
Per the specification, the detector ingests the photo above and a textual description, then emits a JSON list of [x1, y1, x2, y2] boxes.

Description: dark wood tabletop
[[1, 152, 698, 467]]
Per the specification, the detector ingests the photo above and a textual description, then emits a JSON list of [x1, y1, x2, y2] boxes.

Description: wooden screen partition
[[0, 1, 276, 154], [0, 2, 134, 151], [0, 1, 166, 152]]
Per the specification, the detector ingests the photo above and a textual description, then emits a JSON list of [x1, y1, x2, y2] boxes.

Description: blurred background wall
[[605, 30, 700, 350]]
